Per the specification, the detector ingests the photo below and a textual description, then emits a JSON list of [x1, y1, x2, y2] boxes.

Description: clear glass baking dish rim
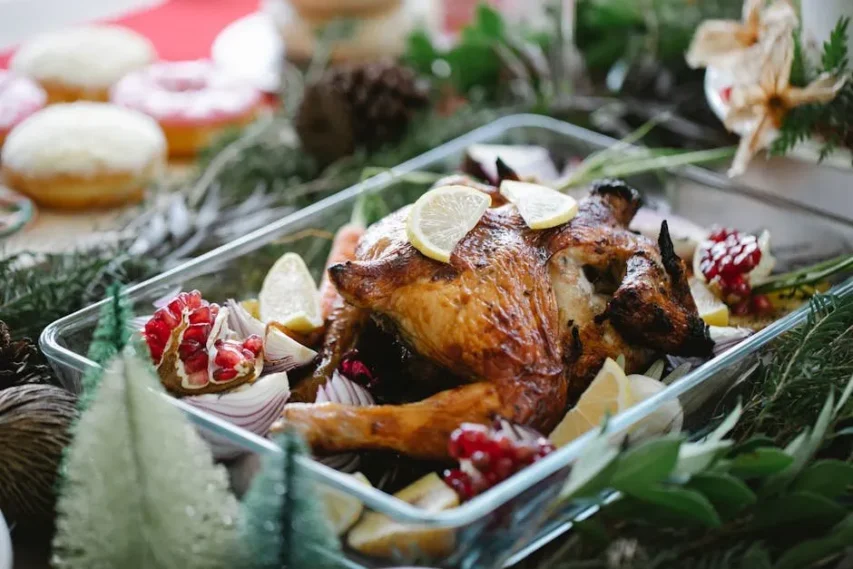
[[39, 113, 853, 528]]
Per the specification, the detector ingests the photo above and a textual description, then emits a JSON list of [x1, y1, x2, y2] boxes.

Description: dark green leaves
[[686, 473, 756, 518], [628, 486, 721, 527], [610, 437, 681, 492], [791, 460, 853, 498], [728, 448, 793, 478], [776, 514, 853, 569], [751, 492, 846, 530]]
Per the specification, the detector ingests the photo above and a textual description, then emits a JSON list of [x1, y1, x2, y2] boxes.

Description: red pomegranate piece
[[699, 227, 762, 302], [143, 290, 264, 395], [443, 422, 554, 501]]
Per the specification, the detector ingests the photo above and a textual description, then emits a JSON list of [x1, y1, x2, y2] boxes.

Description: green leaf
[[775, 514, 853, 569], [791, 459, 853, 499], [834, 373, 853, 416], [686, 473, 756, 518], [572, 517, 610, 548], [707, 403, 742, 443], [610, 437, 682, 493], [560, 428, 620, 500], [728, 448, 793, 478], [472, 3, 505, 39], [740, 543, 772, 569], [405, 29, 439, 74], [751, 491, 846, 530], [727, 435, 776, 457], [630, 485, 721, 528], [834, 426, 853, 437], [674, 440, 732, 478]]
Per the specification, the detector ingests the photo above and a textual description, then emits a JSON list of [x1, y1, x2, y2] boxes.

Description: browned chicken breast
[[276, 179, 712, 459]]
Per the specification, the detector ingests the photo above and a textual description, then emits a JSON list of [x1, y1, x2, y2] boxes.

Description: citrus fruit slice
[[689, 277, 729, 327], [626, 374, 684, 440], [323, 472, 371, 535], [240, 298, 261, 320], [347, 473, 459, 559], [499, 180, 578, 230], [406, 185, 491, 263], [549, 358, 635, 448], [258, 252, 323, 333]]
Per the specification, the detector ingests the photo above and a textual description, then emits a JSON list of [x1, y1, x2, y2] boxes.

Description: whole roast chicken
[[277, 178, 713, 459]]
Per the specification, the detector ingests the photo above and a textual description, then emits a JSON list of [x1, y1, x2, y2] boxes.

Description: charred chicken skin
[[276, 179, 713, 459]]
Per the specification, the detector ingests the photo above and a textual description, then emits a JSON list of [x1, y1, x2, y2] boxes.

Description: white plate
[[211, 11, 284, 94]]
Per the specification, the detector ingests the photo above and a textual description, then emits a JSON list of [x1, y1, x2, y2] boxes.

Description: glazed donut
[[110, 60, 264, 157], [0, 102, 166, 210], [0, 71, 46, 148], [10, 25, 156, 104]]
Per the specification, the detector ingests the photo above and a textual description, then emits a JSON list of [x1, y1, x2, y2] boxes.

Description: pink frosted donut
[[0, 71, 47, 147], [110, 60, 263, 157]]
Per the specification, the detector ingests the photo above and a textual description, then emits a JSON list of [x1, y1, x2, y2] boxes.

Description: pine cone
[[296, 60, 429, 163], [0, 321, 55, 391]]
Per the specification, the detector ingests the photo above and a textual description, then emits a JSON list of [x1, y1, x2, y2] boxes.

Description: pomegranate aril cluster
[[699, 227, 762, 302], [442, 423, 554, 501], [144, 290, 206, 362]]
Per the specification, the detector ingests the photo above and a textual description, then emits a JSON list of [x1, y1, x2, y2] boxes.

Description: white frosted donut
[[1, 102, 166, 210], [111, 60, 263, 156], [0, 71, 46, 143], [10, 25, 156, 102]]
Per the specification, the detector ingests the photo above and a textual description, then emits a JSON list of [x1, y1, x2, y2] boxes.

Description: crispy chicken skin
[[277, 180, 712, 459]]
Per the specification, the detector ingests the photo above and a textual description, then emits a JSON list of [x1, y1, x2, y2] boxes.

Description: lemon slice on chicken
[[689, 277, 729, 327], [499, 180, 579, 230], [406, 185, 491, 263], [549, 358, 635, 447], [323, 472, 371, 535], [259, 252, 323, 333]]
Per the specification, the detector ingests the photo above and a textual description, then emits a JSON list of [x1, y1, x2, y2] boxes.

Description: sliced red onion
[[315, 371, 375, 472], [493, 418, 546, 444], [131, 315, 150, 331], [264, 327, 317, 374], [710, 326, 754, 356], [316, 371, 375, 406], [184, 371, 290, 460], [225, 299, 265, 338]]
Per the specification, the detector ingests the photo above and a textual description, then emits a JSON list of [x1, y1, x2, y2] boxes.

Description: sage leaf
[[674, 440, 732, 478], [751, 491, 846, 530], [727, 435, 775, 457], [610, 437, 681, 493], [728, 447, 793, 478], [791, 459, 853, 499], [560, 428, 619, 501], [706, 403, 742, 443], [686, 473, 756, 518], [630, 485, 721, 527]]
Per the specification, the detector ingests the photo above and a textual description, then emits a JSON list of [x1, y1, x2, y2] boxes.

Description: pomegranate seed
[[188, 306, 211, 325], [494, 457, 515, 479], [183, 351, 209, 373], [751, 294, 774, 314], [699, 229, 763, 300], [213, 342, 244, 368], [470, 450, 492, 471], [242, 335, 263, 355], [145, 335, 165, 362], [727, 275, 751, 299], [213, 368, 239, 382], [182, 323, 211, 344], [186, 290, 203, 309], [708, 227, 733, 242], [339, 352, 376, 386], [157, 307, 181, 329], [179, 339, 203, 359], [448, 424, 490, 460], [167, 297, 187, 319], [443, 469, 474, 500]]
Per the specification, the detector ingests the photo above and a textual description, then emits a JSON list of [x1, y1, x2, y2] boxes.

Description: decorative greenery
[[0, 249, 154, 342], [52, 348, 240, 569], [771, 18, 853, 160], [239, 431, 340, 569]]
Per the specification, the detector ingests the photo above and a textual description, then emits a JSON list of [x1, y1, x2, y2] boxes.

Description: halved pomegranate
[[143, 290, 264, 395]]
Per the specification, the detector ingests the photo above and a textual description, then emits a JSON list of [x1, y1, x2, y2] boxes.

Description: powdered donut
[[110, 60, 263, 157], [10, 25, 156, 103], [1, 102, 166, 210], [0, 71, 46, 148]]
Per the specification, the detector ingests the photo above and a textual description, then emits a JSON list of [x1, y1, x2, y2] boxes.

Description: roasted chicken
[[277, 179, 713, 459]]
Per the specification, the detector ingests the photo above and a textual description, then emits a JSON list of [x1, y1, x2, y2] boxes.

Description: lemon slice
[[406, 185, 491, 263], [689, 277, 729, 327], [240, 298, 261, 320], [323, 472, 371, 535], [549, 358, 635, 448], [347, 473, 459, 559], [258, 252, 323, 333], [499, 180, 579, 230]]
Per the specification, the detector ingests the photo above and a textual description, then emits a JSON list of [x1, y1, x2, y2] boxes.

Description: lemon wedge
[[549, 358, 635, 448], [499, 180, 578, 230], [406, 185, 491, 263], [347, 473, 459, 559], [240, 298, 261, 320], [323, 472, 371, 535], [689, 277, 729, 327], [258, 252, 323, 333]]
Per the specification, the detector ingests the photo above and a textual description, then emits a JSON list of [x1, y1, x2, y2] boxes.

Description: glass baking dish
[[41, 114, 853, 569]]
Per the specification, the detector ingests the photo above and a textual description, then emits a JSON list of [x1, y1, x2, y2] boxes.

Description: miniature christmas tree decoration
[[52, 349, 240, 569], [239, 431, 340, 569]]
